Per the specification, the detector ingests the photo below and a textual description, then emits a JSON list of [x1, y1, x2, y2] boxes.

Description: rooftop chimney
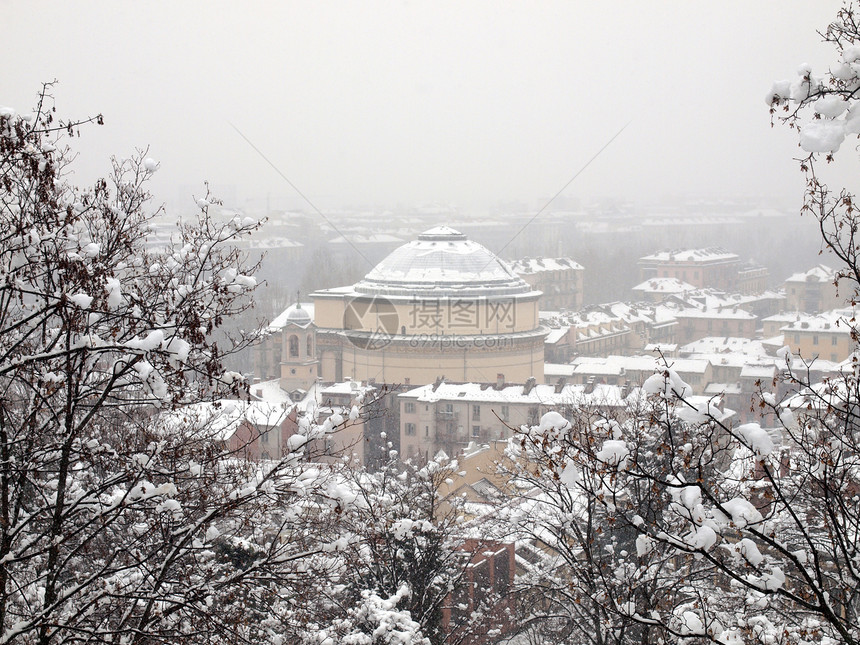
[[523, 376, 537, 396]]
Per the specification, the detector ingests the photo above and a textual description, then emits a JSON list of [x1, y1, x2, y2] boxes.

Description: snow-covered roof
[[785, 263, 836, 283], [644, 343, 678, 352], [399, 381, 627, 407], [705, 382, 743, 395], [544, 327, 569, 344], [541, 302, 679, 329], [667, 289, 783, 313], [680, 336, 769, 356], [780, 308, 855, 333], [632, 277, 696, 294], [740, 364, 778, 379], [639, 248, 740, 263], [160, 399, 293, 442], [509, 257, 584, 274], [571, 354, 710, 375], [268, 302, 314, 331], [319, 380, 375, 397], [672, 308, 756, 320], [351, 227, 532, 298]]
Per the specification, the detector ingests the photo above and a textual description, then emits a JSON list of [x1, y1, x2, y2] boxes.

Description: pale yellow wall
[[314, 294, 539, 335], [786, 330, 853, 362], [336, 343, 544, 386], [313, 299, 346, 328]]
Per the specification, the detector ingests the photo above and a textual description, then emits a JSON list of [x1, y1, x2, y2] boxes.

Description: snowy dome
[[268, 302, 314, 331], [286, 303, 312, 326], [353, 227, 531, 298]]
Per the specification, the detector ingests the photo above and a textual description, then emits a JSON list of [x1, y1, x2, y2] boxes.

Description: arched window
[[306, 335, 313, 357], [289, 334, 299, 357]]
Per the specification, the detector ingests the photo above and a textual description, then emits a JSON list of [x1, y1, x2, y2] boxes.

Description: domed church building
[[310, 226, 545, 385]]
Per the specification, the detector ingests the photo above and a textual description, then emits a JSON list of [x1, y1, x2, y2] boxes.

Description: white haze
[[3, 1, 855, 212]]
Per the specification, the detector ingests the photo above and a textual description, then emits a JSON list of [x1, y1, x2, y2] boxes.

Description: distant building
[[736, 261, 770, 295], [666, 288, 784, 321], [638, 248, 745, 291], [540, 302, 677, 360], [780, 309, 856, 362], [672, 307, 757, 344], [631, 277, 695, 302], [509, 257, 584, 311], [784, 264, 845, 313]]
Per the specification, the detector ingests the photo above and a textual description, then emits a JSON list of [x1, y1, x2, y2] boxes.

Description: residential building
[[638, 248, 743, 290], [398, 378, 626, 461], [784, 264, 845, 313], [509, 256, 585, 311], [781, 309, 856, 362]]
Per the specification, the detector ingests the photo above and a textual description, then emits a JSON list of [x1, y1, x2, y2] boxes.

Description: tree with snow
[[0, 86, 357, 644], [315, 453, 508, 645], [502, 8, 860, 642], [767, 2, 860, 296]]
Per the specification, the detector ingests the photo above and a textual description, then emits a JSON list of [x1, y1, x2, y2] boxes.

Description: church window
[[289, 334, 299, 357]]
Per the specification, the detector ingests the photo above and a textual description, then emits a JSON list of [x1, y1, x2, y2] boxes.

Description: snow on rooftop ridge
[[418, 226, 466, 240], [510, 257, 584, 274], [640, 247, 740, 263], [632, 277, 696, 293], [785, 263, 837, 283], [780, 308, 856, 332]]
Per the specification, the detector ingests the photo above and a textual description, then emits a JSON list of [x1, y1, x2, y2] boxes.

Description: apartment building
[[510, 256, 585, 311], [398, 378, 626, 461]]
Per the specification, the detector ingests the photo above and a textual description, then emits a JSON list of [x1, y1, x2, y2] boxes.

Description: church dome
[[285, 302, 312, 326], [354, 226, 531, 298]]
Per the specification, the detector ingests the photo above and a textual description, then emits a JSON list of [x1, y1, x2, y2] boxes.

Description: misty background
[[4, 1, 855, 352]]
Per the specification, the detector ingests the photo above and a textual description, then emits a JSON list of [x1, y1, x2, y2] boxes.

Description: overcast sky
[[4, 1, 854, 213]]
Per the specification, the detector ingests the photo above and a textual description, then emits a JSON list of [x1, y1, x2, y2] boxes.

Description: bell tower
[[279, 302, 318, 395]]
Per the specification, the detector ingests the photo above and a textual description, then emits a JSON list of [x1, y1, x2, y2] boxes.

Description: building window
[[500, 405, 509, 421], [832, 336, 838, 346], [445, 403, 453, 413], [288, 334, 299, 357], [794, 333, 800, 344], [405, 423, 416, 436], [306, 335, 313, 356], [813, 335, 819, 345], [472, 425, 481, 438], [404, 401, 416, 413], [425, 425, 429, 437], [472, 404, 480, 420]]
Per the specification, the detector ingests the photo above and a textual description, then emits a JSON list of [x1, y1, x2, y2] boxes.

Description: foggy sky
[[4, 1, 855, 213]]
